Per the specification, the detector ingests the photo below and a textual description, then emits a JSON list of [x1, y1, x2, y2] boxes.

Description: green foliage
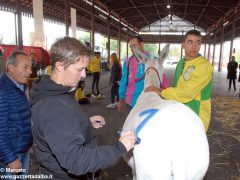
[[78, 32, 90, 45], [144, 44, 158, 56], [101, 36, 108, 49], [128, 46, 133, 57], [234, 49, 240, 63], [120, 42, 127, 60], [99, 36, 120, 53], [110, 38, 118, 52], [169, 46, 181, 57], [144, 43, 181, 59]]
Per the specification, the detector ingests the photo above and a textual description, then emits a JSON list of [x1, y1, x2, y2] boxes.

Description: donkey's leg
[[129, 155, 137, 180], [134, 146, 172, 180], [172, 121, 209, 180], [185, 137, 209, 180], [175, 146, 208, 180], [133, 124, 173, 180], [123, 149, 137, 179]]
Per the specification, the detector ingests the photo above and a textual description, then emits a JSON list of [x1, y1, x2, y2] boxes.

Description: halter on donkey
[[122, 44, 209, 180]]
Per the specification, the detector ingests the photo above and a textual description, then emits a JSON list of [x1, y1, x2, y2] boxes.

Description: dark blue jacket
[[0, 73, 32, 165]]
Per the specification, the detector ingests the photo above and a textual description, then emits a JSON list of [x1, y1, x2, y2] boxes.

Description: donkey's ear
[[132, 47, 148, 64], [159, 44, 170, 62]]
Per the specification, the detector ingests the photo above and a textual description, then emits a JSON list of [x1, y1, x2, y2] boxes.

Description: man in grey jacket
[[30, 37, 135, 179]]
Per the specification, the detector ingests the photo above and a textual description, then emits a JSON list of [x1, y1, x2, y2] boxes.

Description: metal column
[[229, 7, 236, 61], [204, 35, 207, 58], [126, 25, 129, 58], [212, 34, 216, 67], [207, 39, 211, 60], [180, 32, 184, 59], [218, 23, 224, 72], [107, 11, 110, 65], [16, 0, 23, 50], [65, 0, 69, 37], [118, 19, 121, 59], [91, 0, 95, 50]]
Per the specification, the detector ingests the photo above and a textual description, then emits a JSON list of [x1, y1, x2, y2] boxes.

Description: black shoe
[[86, 94, 91, 98]]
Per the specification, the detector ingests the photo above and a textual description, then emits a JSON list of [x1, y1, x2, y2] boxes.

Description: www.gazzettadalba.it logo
[[0, 168, 53, 179]]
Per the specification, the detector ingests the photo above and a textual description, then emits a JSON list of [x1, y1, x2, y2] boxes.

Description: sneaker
[[91, 94, 96, 98], [106, 103, 116, 108], [99, 93, 106, 98], [95, 93, 106, 99], [95, 94, 102, 99]]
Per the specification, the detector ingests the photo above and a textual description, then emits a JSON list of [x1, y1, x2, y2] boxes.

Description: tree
[[78, 32, 90, 46], [144, 44, 158, 56], [110, 38, 118, 53], [169, 46, 181, 58], [235, 49, 240, 64], [120, 42, 127, 60]]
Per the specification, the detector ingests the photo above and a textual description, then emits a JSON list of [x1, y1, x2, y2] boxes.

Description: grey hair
[[6, 50, 27, 67]]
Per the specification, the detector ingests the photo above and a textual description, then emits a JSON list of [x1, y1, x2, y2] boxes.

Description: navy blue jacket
[[0, 73, 32, 164]]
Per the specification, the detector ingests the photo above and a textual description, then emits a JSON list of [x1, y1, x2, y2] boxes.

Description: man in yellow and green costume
[[145, 30, 213, 131]]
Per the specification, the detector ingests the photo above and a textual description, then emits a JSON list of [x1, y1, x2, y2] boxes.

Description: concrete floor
[[29, 66, 240, 180]]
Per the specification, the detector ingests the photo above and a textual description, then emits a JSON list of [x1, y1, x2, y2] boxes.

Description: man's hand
[[29, 146, 34, 154], [90, 115, 106, 129], [119, 130, 135, 151], [144, 86, 162, 96], [7, 159, 22, 173], [118, 100, 125, 111]]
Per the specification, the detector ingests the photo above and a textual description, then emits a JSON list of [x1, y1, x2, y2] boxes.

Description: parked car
[[171, 61, 178, 65], [101, 57, 109, 71], [165, 57, 179, 66]]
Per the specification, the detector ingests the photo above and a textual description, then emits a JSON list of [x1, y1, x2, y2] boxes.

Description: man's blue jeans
[[0, 152, 30, 180]]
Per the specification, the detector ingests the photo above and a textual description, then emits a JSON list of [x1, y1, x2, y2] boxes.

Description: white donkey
[[122, 44, 209, 180]]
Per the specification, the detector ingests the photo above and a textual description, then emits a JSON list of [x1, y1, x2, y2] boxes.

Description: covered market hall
[[0, 0, 240, 179]]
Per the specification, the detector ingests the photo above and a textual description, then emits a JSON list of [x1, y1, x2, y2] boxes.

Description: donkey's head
[[132, 44, 170, 89]]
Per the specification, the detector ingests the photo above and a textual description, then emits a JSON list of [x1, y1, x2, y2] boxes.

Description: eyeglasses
[[185, 40, 201, 46]]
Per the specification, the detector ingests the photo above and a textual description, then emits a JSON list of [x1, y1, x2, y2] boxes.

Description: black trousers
[[229, 78, 236, 90], [39, 166, 86, 180], [92, 72, 100, 95], [39, 166, 101, 180], [111, 82, 119, 103]]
